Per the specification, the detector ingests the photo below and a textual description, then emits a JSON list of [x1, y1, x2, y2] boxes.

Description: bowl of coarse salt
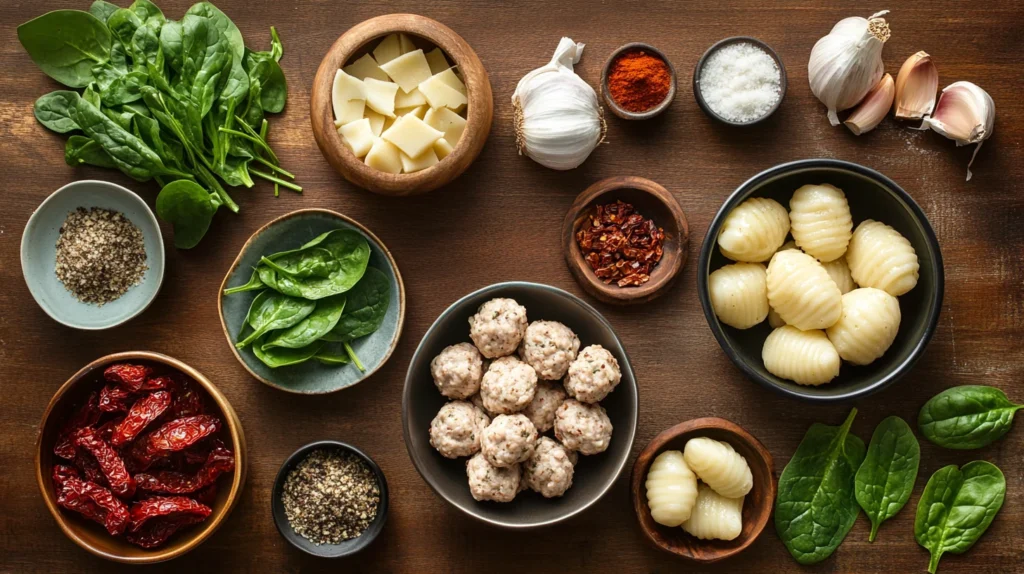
[[693, 37, 787, 126]]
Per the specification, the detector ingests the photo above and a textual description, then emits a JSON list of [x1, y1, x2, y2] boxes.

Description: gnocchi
[[846, 220, 920, 296], [681, 483, 744, 541], [766, 249, 843, 331], [682, 437, 753, 498], [708, 263, 769, 330], [644, 450, 699, 526], [762, 325, 841, 386], [826, 288, 902, 365], [822, 256, 857, 294], [789, 184, 853, 262], [717, 197, 790, 263]]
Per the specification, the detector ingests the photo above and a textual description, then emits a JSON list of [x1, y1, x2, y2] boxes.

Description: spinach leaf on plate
[[35, 91, 82, 133], [236, 291, 315, 349], [855, 416, 920, 542], [915, 461, 1006, 573], [17, 10, 111, 88], [223, 269, 264, 295], [918, 385, 1022, 449], [252, 335, 323, 369], [322, 267, 391, 343], [313, 344, 351, 366], [263, 295, 346, 350], [260, 230, 370, 300], [776, 408, 865, 565]]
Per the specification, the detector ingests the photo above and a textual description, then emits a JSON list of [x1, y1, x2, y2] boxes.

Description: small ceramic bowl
[[310, 14, 494, 196], [272, 441, 389, 558], [218, 209, 405, 394], [693, 37, 787, 126], [35, 352, 247, 564], [21, 180, 165, 330], [563, 176, 689, 305], [601, 43, 677, 120], [698, 159, 944, 401], [630, 418, 775, 563], [402, 282, 638, 528]]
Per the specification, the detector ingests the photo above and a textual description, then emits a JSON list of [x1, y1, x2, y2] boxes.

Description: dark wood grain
[[1, 1, 1023, 572]]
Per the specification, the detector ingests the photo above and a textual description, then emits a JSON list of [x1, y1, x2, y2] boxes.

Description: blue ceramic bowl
[[218, 209, 405, 394], [20, 180, 165, 330]]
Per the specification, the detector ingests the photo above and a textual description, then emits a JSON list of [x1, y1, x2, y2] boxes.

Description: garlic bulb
[[513, 37, 606, 170], [893, 51, 938, 120], [809, 11, 891, 126], [922, 81, 995, 181], [844, 73, 894, 135]]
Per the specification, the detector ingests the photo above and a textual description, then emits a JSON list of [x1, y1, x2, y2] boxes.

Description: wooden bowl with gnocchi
[[697, 159, 944, 402], [630, 417, 775, 562]]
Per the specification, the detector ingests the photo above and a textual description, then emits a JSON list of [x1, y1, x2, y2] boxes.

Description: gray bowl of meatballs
[[402, 282, 639, 528]]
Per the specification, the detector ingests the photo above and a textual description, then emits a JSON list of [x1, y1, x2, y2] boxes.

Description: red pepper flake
[[575, 200, 665, 287]]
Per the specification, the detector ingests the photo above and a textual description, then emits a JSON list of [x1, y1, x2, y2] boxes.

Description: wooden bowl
[[562, 176, 689, 305], [35, 352, 247, 564], [601, 43, 677, 120], [630, 418, 775, 563], [310, 14, 494, 196]]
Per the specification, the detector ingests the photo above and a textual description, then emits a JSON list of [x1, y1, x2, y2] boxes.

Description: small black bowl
[[693, 36, 787, 126], [271, 441, 389, 557], [697, 159, 944, 402]]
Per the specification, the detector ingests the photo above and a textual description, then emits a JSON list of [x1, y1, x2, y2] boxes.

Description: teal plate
[[21, 180, 165, 330], [219, 209, 405, 394]]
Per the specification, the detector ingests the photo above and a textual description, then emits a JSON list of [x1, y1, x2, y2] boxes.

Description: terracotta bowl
[[630, 418, 774, 563], [35, 352, 247, 564], [563, 176, 689, 305], [601, 42, 677, 120], [310, 14, 494, 196]]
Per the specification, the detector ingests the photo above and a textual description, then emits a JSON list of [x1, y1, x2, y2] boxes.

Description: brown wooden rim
[[310, 14, 494, 196], [562, 176, 689, 305], [217, 208, 407, 394], [601, 42, 678, 120], [35, 351, 247, 564]]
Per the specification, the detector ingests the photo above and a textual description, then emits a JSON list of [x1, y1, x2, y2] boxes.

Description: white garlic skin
[[808, 11, 890, 126]]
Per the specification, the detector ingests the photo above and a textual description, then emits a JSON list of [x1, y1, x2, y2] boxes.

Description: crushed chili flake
[[576, 200, 665, 287]]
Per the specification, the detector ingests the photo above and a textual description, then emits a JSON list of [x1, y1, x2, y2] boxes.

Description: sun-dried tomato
[[103, 363, 154, 392], [53, 464, 80, 489], [75, 428, 136, 499], [132, 415, 221, 468], [125, 514, 207, 549], [129, 496, 212, 533], [56, 477, 131, 536], [575, 199, 665, 287], [170, 379, 205, 418], [193, 484, 218, 507], [74, 451, 108, 487], [139, 375, 177, 392], [135, 446, 235, 494], [54, 392, 101, 460], [110, 391, 172, 447], [98, 384, 136, 413]]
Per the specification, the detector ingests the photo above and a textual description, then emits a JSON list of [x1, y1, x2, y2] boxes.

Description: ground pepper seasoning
[[606, 50, 672, 112], [281, 449, 380, 545], [576, 200, 665, 287], [55, 207, 148, 305]]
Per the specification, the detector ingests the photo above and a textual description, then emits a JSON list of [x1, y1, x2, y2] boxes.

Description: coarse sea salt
[[699, 42, 782, 123]]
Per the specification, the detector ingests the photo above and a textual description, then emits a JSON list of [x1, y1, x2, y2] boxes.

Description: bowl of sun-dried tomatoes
[[35, 352, 246, 564]]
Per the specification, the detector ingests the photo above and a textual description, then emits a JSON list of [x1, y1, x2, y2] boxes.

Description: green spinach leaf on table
[[159, 19, 184, 73], [854, 416, 920, 542], [106, 8, 144, 47], [18, 10, 111, 88], [129, 0, 165, 28], [918, 385, 1022, 449], [252, 335, 323, 369], [89, 1, 120, 23], [775, 408, 865, 565], [65, 135, 117, 169], [263, 295, 346, 350], [915, 461, 1006, 573], [322, 267, 391, 343], [35, 91, 82, 133], [236, 291, 315, 349], [180, 11, 232, 119], [156, 180, 219, 249]]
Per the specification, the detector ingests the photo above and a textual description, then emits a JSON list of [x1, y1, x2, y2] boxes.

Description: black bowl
[[271, 441, 389, 557], [697, 159, 944, 402], [402, 282, 639, 528]]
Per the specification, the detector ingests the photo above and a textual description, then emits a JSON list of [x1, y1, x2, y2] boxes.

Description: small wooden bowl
[[601, 43, 677, 120], [693, 37, 787, 126], [630, 418, 775, 563], [35, 352, 247, 564], [562, 176, 688, 305], [310, 14, 494, 196]]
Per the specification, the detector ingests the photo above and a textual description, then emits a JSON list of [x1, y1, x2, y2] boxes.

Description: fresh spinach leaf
[[156, 179, 219, 249], [776, 408, 865, 565], [185, 2, 244, 61], [344, 342, 365, 372], [236, 291, 316, 349], [99, 68, 148, 106], [855, 416, 920, 542], [246, 53, 286, 113], [260, 230, 370, 300], [88, 1, 120, 23], [159, 20, 184, 73], [313, 344, 351, 366], [129, 0, 164, 28], [263, 295, 346, 350], [919, 385, 1022, 449], [180, 11, 231, 119], [915, 461, 1006, 573], [65, 135, 117, 169], [131, 24, 173, 94], [251, 335, 323, 369], [35, 91, 82, 133], [260, 249, 337, 279], [106, 8, 144, 47], [18, 10, 111, 88], [322, 267, 390, 343], [223, 269, 264, 295]]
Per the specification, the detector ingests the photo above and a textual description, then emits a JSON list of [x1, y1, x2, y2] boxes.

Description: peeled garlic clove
[[808, 10, 891, 126], [922, 81, 995, 181], [845, 73, 895, 135], [893, 51, 938, 119]]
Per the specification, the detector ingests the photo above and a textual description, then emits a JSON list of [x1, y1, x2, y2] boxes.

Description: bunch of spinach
[[225, 229, 390, 371], [918, 385, 1022, 449], [18, 0, 300, 248]]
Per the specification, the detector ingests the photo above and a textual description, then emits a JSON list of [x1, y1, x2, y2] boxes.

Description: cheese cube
[[434, 137, 454, 160], [365, 137, 403, 174], [395, 105, 428, 119], [400, 148, 439, 173], [331, 70, 366, 123], [372, 34, 402, 65], [382, 115, 396, 133], [419, 72, 468, 110], [425, 48, 449, 74], [333, 99, 365, 127], [364, 109, 386, 137], [363, 78, 399, 118], [338, 118, 375, 158], [423, 107, 467, 144], [394, 87, 427, 109], [343, 54, 389, 82], [381, 114, 444, 158], [380, 49, 433, 94], [436, 68, 467, 95], [399, 33, 416, 54]]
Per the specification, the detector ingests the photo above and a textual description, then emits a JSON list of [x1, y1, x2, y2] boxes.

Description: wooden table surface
[[2, 1, 1022, 572]]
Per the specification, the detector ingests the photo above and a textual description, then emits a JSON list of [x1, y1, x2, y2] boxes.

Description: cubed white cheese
[[399, 33, 416, 54], [365, 137, 403, 174], [419, 72, 468, 110], [343, 54, 389, 82], [331, 70, 366, 123], [338, 118, 375, 158], [400, 148, 439, 173], [434, 137, 454, 160], [425, 48, 450, 74], [381, 114, 444, 158], [380, 49, 433, 94], [423, 106, 467, 145], [435, 68, 467, 95], [363, 77, 399, 118], [372, 34, 402, 65], [394, 87, 427, 109], [364, 109, 386, 137], [395, 105, 428, 119], [333, 99, 365, 126]]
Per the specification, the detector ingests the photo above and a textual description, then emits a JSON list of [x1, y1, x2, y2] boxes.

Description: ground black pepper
[[54, 207, 147, 305], [281, 449, 380, 545]]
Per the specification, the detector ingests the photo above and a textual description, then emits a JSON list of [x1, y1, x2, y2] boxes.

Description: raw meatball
[[429, 401, 490, 458], [481, 414, 538, 467], [480, 356, 537, 415], [469, 393, 497, 418], [466, 452, 520, 502], [564, 344, 622, 403], [468, 298, 528, 358], [431, 343, 484, 399], [524, 437, 575, 498], [521, 381, 567, 433], [518, 320, 580, 380], [554, 399, 613, 455]]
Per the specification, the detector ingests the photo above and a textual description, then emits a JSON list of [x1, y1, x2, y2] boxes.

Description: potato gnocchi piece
[[717, 197, 790, 263], [766, 249, 843, 331], [826, 288, 902, 365], [846, 220, 920, 296], [708, 263, 769, 330], [822, 256, 857, 294], [681, 483, 744, 541], [762, 325, 841, 386], [683, 437, 753, 498], [788, 184, 853, 262], [645, 450, 698, 527]]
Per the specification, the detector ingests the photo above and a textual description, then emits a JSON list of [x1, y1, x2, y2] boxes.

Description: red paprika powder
[[607, 50, 672, 113]]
